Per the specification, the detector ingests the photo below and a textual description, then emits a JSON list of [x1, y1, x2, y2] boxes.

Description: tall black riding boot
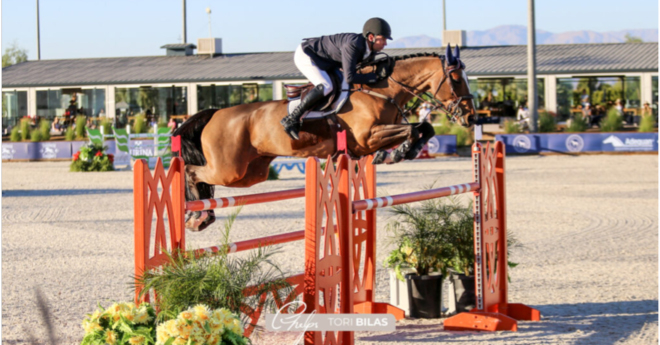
[[281, 84, 326, 140]]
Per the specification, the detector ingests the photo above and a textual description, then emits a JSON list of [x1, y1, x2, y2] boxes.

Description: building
[[2, 42, 657, 131]]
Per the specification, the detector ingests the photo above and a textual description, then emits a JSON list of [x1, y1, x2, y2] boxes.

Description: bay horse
[[175, 45, 476, 231]]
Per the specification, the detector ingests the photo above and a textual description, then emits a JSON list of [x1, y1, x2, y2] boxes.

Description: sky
[[1, 0, 658, 60]]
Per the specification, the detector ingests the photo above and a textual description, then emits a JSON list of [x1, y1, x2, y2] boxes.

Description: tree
[[624, 33, 643, 43], [2, 42, 28, 67]]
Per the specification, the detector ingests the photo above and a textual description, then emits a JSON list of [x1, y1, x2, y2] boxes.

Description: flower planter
[[406, 273, 443, 318], [453, 274, 476, 313]]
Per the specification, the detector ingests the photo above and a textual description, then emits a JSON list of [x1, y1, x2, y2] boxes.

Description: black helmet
[[363, 17, 392, 40]]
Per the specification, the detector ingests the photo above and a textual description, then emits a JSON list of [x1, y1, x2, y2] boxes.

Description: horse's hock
[[133, 141, 540, 344]]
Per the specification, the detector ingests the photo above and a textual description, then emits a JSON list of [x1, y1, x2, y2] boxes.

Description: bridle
[[388, 57, 474, 125]]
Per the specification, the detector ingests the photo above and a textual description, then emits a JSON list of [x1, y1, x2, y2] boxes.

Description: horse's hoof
[[185, 211, 209, 231], [371, 150, 388, 165], [390, 149, 404, 163]]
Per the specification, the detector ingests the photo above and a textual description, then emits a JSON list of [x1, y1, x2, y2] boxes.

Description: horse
[[175, 45, 476, 231]]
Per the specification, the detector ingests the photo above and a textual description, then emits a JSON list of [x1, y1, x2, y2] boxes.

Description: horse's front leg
[[359, 124, 413, 164], [404, 122, 436, 160]]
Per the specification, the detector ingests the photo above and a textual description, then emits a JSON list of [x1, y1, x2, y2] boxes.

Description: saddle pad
[[287, 77, 350, 120]]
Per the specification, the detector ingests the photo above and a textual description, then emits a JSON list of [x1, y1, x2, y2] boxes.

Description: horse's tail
[[173, 109, 217, 202]]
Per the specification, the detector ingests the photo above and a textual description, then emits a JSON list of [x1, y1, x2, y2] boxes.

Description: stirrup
[[281, 118, 301, 140]]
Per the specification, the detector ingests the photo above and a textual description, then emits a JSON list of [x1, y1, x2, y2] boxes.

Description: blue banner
[[427, 135, 457, 155], [496, 133, 658, 154]]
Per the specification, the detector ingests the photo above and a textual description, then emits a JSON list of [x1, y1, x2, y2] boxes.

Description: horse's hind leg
[[225, 156, 276, 188], [184, 164, 217, 231]]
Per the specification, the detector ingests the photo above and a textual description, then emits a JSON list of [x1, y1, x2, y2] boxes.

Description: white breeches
[[294, 44, 334, 96]]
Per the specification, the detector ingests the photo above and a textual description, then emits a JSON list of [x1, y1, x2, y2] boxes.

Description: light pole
[[206, 8, 212, 38], [36, 0, 41, 60], [182, 0, 187, 44], [527, 0, 538, 132]]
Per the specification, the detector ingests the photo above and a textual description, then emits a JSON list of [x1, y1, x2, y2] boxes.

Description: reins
[[355, 56, 473, 124]]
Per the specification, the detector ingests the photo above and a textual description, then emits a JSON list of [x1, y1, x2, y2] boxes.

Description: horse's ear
[[445, 44, 454, 66], [454, 45, 460, 60]]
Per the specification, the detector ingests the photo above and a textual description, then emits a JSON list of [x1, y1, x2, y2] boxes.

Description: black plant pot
[[406, 273, 443, 318], [453, 274, 476, 312]]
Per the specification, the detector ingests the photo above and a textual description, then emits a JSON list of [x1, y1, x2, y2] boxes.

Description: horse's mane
[[360, 52, 445, 68]]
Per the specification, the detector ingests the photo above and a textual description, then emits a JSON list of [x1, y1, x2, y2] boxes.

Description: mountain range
[[388, 25, 658, 48]]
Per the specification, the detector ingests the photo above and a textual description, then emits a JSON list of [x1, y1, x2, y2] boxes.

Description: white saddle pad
[[287, 78, 350, 120]]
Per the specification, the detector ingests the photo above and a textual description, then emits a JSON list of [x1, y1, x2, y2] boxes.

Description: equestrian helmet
[[363, 17, 392, 40]]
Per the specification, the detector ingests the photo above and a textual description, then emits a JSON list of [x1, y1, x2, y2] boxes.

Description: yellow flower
[[165, 320, 179, 335], [173, 338, 187, 345], [193, 304, 210, 320], [128, 335, 145, 345], [179, 311, 194, 321], [105, 330, 118, 345], [90, 310, 102, 321], [156, 323, 173, 345], [134, 310, 151, 324], [82, 320, 103, 333]]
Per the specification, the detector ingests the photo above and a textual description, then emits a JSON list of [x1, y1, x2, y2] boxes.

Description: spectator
[[98, 109, 106, 118], [418, 103, 432, 123], [167, 117, 177, 130], [517, 104, 530, 130], [580, 90, 590, 107], [641, 102, 653, 117], [51, 118, 64, 135]]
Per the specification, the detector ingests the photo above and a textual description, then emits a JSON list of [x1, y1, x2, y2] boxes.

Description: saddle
[[284, 70, 343, 112]]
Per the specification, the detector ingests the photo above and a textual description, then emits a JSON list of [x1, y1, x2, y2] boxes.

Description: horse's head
[[431, 44, 477, 127]]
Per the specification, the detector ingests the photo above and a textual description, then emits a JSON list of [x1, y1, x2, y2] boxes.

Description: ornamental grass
[[600, 108, 624, 132], [566, 114, 589, 133], [638, 115, 656, 133], [136, 209, 291, 329]]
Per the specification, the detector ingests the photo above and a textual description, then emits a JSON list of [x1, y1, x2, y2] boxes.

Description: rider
[[280, 17, 393, 140]]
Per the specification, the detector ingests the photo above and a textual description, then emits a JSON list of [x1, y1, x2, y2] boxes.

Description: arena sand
[[2, 153, 657, 344]]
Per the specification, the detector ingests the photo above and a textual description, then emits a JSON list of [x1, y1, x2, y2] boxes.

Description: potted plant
[[384, 197, 457, 318], [136, 209, 292, 329], [445, 201, 522, 314]]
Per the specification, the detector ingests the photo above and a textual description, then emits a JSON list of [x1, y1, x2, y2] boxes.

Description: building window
[[468, 78, 544, 117], [2, 90, 27, 132], [556, 76, 641, 120], [197, 83, 273, 111], [115, 86, 187, 126], [35, 88, 106, 120]]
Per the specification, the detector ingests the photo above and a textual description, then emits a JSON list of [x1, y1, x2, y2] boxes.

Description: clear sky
[[2, 0, 658, 60]]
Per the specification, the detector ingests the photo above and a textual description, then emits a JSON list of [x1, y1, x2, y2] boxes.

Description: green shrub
[[19, 118, 30, 141], [39, 120, 50, 141], [75, 116, 87, 139], [504, 120, 522, 134], [132, 114, 148, 134], [65, 127, 76, 141], [267, 165, 279, 180], [29, 128, 43, 142], [600, 108, 624, 132], [10, 126, 21, 142], [99, 117, 112, 135], [538, 111, 556, 133], [566, 114, 589, 133], [638, 115, 657, 132], [450, 124, 473, 147]]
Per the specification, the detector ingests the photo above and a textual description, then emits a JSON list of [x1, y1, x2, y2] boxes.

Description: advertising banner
[[496, 133, 658, 154], [427, 135, 457, 155]]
